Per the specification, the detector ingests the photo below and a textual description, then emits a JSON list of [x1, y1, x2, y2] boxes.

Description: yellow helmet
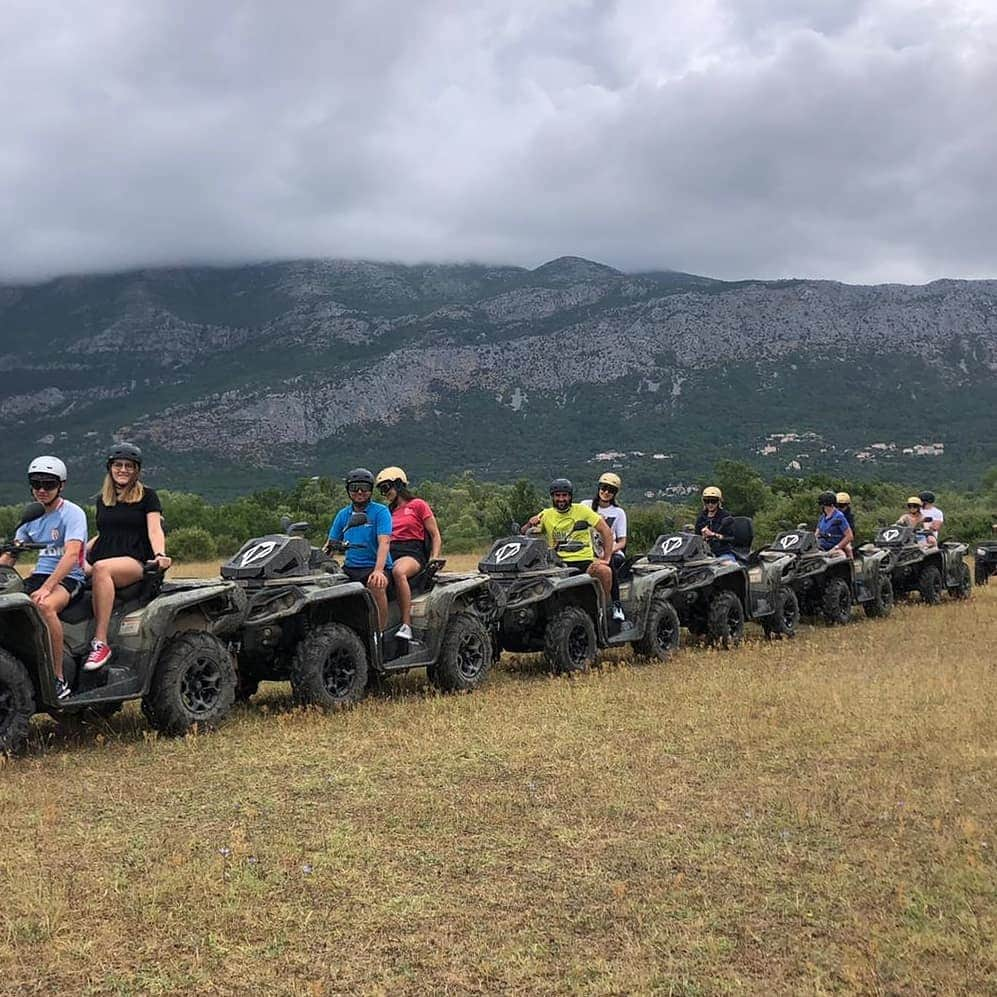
[[598, 472, 622, 491], [836, 491, 851, 504], [375, 466, 408, 487], [702, 486, 722, 500], [906, 496, 922, 507]]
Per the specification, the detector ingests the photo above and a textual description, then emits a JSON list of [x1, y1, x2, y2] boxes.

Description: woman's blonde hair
[[101, 473, 145, 506]]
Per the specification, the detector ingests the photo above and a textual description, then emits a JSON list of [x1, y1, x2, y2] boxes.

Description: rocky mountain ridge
[[0, 257, 994, 500]]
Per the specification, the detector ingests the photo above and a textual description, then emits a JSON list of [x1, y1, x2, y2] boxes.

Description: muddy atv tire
[[707, 590, 744, 648], [431, 612, 493, 693], [633, 594, 681, 661], [821, 577, 852, 625], [762, 587, 799, 640], [0, 650, 35, 754], [544, 606, 597, 673], [864, 575, 894, 618], [918, 564, 943, 605], [948, 562, 972, 600], [290, 623, 368, 709], [143, 632, 237, 736]]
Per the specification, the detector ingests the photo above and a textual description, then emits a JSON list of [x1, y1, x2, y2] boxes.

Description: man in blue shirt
[[816, 490, 853, 558], [0, 456, 87, 700], [328, 467, 393, 629]]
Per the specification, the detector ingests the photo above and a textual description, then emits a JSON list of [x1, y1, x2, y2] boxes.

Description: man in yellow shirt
[[524, 477, 615, 602]]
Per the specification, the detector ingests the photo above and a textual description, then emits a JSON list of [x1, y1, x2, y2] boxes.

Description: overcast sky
[[3, 0, 995, 285]]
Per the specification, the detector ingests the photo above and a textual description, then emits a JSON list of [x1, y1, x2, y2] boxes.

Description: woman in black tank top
[[84, 443, 171, 671]]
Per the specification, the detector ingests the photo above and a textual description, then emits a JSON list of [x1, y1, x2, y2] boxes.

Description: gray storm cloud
[[2, 0, 995, 284]]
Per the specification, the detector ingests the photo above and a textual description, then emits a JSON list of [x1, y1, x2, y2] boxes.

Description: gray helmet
[[107, 441, 142, 468], [344, 467, 375, 491], [919, 490, 935, 504], [549, 477, 573, 497], [818, 490, 837, 507]]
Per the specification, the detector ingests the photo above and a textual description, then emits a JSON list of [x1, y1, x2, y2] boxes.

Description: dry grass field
[[0, 564, 994, 995]]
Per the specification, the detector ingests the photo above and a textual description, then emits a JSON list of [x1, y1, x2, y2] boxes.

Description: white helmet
[[28, 456, 68, 482]]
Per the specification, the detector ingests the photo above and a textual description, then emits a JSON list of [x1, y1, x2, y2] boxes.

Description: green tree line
[[1, 464, 994, 563]]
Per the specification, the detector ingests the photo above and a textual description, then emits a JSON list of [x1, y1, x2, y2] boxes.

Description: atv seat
[[731, 517, 754, 563], [407, 558, 445, 597], [58, 569, 165, 625]]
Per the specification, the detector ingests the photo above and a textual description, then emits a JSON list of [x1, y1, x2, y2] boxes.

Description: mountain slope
[[0, 259, 994, 501]]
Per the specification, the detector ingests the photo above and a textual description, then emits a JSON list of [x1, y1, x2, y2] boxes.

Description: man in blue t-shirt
[[0, 456, 88, 700], [327, 467, 393, 629], [816, 490, 853, 558]]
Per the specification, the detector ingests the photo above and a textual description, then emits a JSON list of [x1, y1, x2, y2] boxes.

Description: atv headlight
[[978, 549, 987, 557]]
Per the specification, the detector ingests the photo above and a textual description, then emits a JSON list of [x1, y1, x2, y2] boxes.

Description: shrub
[[168, 527, 217, 563]]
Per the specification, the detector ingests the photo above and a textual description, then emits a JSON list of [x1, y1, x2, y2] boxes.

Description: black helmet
[[818, 490, 837, 507], [107, 441, 142, 468], [549, 477, 573, 497], [919, 490, 935, 504], [344, 467, 375, 491]]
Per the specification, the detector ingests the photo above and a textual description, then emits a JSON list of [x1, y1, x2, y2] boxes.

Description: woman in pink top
[[375, 466, 442, 641]]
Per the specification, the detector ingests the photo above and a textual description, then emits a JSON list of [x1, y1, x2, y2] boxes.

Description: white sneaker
[[612, 604, 626, 622], [395, 623, 413, 640]]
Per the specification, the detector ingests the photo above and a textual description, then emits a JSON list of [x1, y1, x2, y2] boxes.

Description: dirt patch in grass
[[1, 586, 994, 994]]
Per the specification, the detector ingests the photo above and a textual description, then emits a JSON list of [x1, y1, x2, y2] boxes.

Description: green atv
[[0, 503, 247, 754], [647, 519, 799, 646], [873, 524, 971, 603], [479, 522, 681, 672], [763, 526, 895, 624], [222, 515, 504, 708], [973, 523, 997, 586]]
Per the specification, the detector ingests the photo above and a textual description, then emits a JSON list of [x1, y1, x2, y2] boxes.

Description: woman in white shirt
[[581, 472, 628, 620]]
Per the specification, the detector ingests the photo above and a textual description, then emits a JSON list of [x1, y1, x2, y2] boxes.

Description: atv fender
[[140, 582, 248, 642], [0, 594, 56, 701], [411, 576, 503, 660]]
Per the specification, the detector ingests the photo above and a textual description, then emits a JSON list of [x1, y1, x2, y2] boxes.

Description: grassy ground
[[1, 576, 994, 994]]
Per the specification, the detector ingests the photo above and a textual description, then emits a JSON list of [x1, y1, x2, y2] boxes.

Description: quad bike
[[479, 521, 681, 673], [646, 518, 798, 646], [873, 524, 971, 603], [222, 515, 504, 708], [0, 503, 247, 754], [763, 526, 895, 624], [973, 523, 997, 586]]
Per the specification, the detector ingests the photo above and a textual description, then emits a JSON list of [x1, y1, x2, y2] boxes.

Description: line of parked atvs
[[0, 504, 989, 754]]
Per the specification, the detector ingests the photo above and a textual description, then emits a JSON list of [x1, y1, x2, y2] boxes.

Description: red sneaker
[[84, 641, 112, 671]]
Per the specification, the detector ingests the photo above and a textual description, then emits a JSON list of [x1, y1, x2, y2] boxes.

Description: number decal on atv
[[661, 536, 684, 556], [494, 542, 523, 563], [239, 541, 279, 567], [779, 534, 800, 549]]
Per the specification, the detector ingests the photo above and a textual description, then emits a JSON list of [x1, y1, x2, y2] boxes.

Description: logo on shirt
[[50, 527, 61, 541]]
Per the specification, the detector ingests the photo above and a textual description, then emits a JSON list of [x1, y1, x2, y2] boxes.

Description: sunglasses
[[598, 485, 617, 494], [377, 483, 394, 495], [703, 498, 719, 504], [29, 477, 60, 491], [907, 504, 921, 509], [347, 484, 372, 494]]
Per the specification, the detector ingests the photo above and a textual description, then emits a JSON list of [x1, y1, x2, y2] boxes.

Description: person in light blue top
[[0, 456, 88, 700], [327, 467, 393, 629]]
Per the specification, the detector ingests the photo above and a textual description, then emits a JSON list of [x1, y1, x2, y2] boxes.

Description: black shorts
[[390, 540, 428, 568], [23, 573, 84, 602], [344, 565, 392, 592]]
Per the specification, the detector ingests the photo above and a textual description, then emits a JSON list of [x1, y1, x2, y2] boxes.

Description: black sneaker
[[612, 602, 626, 622], [55, 678, 72, 700]]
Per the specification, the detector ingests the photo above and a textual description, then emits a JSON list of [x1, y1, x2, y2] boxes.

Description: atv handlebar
[[0, 540, 49, 556]]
